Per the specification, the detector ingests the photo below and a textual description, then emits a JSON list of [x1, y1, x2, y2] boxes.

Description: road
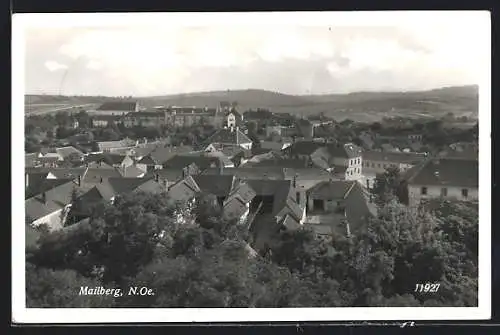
[[25, 103, 98, 116]]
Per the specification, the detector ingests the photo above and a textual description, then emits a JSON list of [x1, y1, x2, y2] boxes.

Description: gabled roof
[[246, 179, 299, 218], [201, 167, 286, 180], [164, 155, 219, 170], [25, 167, 86, 180], [97, 101, 137, 111], [148, 168, 184, 182], [147, 145, 194, 165], [82, 167, 122, 184], [225, 181, 257, 205], [205, 128, 252, 146], [192, 175, 235, 197], [362, 151, 427, 164], [118, 165, 146, 178], [307, 180, 357, 200], [325, 143, 362, 159], [106, 176, 155, 195], [86, 153, 131, 166], [56, 146, 84, 159], [404, 158, 478, 187], [246, 157, 309, 169], [97, 138, 136, 150], [225, 108, 242, 118], [25, 179, 78, 221], [25, 177, 74, 199]]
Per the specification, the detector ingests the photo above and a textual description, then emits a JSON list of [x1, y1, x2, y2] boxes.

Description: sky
[[19, 12, 490, 97]]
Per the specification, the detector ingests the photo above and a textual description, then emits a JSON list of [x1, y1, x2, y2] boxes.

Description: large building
[[404, 157, 478, 206], [90, 101, 140, 116]]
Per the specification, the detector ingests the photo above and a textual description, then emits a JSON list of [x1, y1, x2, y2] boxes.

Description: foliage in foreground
[[26, 191, 478, 308]]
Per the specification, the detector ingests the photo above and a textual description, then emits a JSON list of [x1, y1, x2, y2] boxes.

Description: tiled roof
[[92, 115, 123, 121], [226, 181, 257, 204], [97, 138, 136, 150], [286, 141, 323, 156], [106, 176, 155, 195], [25, 176, 72, 199], [118, 165, 146, 178], [246, 179, 298, 217], [97, 101, 137, 111], [147, 145, 194, 165], [82, 167, 122, 184], [201, 167, 286, 180], [164, 155, 219, 170], [25, 180, 77, 221], [148, 168, 184, 182], [191, 175, 235, 197], [307, 180, 356, 199], [246, 157, 309, 169], [326, 143, 363, 159], [126, 111, 164, 118], [205, 128, 252, 146], [405, 158, 478, 187], [86, 153, 130, 166], [362, 151, 427, 164]]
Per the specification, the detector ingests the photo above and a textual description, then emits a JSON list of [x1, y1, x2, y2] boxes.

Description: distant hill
[[25, 85, 478, 121]]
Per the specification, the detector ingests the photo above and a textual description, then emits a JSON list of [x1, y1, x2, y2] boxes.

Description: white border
[[12, 11, 491, 323]]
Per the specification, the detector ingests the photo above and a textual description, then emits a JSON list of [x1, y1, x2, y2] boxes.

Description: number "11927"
[[414, 283, 440, 293]]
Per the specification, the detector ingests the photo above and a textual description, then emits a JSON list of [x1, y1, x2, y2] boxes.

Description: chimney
[[182, 167, 187, 179], [41, 192, 46, 204], [25, 173, 29, 188], [100, 177, 103, 183], [155, 173, 159, 182], [163, 179, 168, 190], [366, 178, 370, 190], [293, 175, 297, 188], [77, 175, 81, 186]]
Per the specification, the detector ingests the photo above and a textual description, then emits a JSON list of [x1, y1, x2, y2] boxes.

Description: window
[[441, 188, 448, 197], [377, 163, 381, 168], [421, 187, 427, 195], [462, 189, 469, 197]]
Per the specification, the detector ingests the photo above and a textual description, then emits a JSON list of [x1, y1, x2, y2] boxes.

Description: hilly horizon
[[25, 85, 479, 122]]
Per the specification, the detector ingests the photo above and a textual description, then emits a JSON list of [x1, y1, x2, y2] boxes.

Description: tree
[[371, 166, 408, 205], [26, 262, 114, 307]]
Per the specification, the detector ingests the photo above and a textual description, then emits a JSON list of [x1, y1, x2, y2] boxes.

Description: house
[[162, 104, 225, 128], [123, 111, 166, 128], [117, 164, 146, 178], [308, 143, 364, 181], [165, 175, 202, 204], [92, 101, 139, 116], [403, 157, 479, 206], [362, 151, 428, 174], [25, 178, 83, 230], [81, 166, 122, 185], [97, 138, 137, 153], [85, 153, 135, 170], [91, 115, 122, 128], [164, 154, 221, 171], [201, 166, 286, 180], [305, 180, 376, 237], [55, 146, 85, 162], [222, 181, 257, 224], [136, 145, 194, 172], [205, 127, 253, 150], [146, 168, 185, 189], [79, 176, 167, 204]]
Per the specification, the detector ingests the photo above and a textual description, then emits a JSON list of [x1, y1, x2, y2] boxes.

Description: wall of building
[[31, 205, 71, 231], [408, 184, 479, 206]]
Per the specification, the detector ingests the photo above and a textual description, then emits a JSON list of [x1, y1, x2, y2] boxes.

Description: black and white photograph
[[12, 11, 490, 323]]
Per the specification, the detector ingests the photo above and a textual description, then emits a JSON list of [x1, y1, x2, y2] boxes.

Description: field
[[24, 85, 478, 122]]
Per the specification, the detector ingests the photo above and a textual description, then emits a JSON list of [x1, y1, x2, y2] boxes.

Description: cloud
[[44, 60, 68, 72], [24, 16, 488, 96]]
